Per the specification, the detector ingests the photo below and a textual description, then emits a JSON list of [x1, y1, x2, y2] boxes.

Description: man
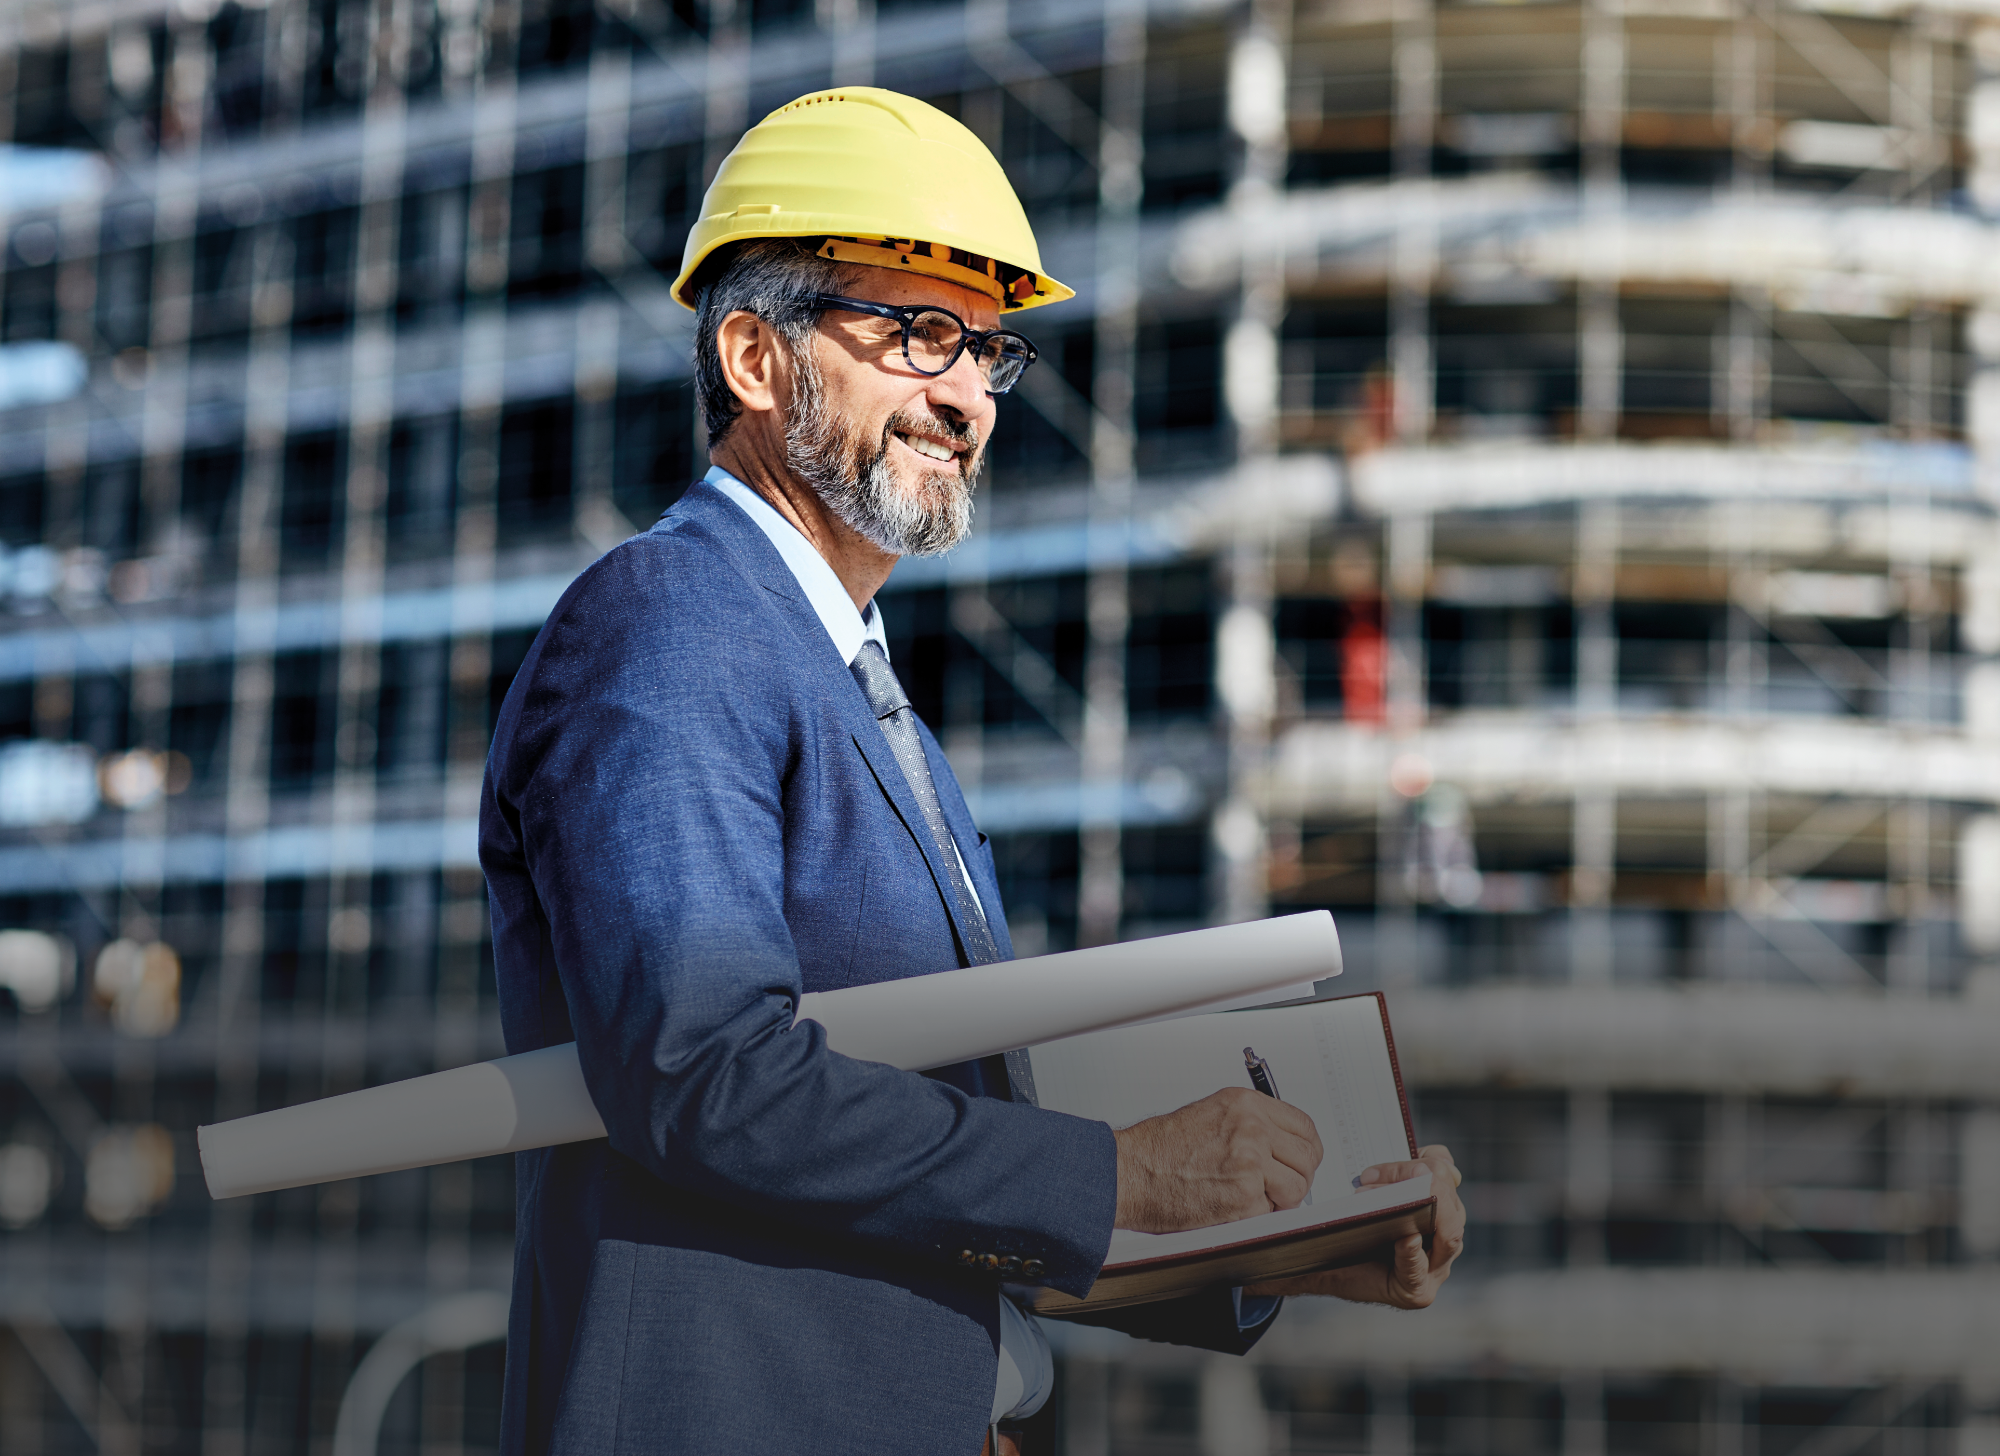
[[480, 87, 1464, 1456]]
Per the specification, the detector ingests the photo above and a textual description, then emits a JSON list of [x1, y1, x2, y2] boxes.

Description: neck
[[710, 438, 898, 613]]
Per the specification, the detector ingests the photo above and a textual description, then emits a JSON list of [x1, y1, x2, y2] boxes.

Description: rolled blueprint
[[199, 911, 1339, 1199], [804, 912, 1336, 1070]]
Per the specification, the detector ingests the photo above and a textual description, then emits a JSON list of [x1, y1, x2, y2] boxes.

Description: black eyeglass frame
[[807, 294, 1038, 395]]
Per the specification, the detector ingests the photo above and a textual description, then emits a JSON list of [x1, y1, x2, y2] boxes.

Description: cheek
[[812, 350, 896, 432]]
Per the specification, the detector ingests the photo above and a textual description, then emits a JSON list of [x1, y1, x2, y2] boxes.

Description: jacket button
[[1020, 1259, 1045, 1279], [958, 1250, 976, 1265], [1000, 1255, 1021, 1273], [981, 1253, 1002, 1271]]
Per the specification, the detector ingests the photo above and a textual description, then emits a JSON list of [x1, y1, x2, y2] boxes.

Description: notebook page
[[1030, 996, 1412, 1205]]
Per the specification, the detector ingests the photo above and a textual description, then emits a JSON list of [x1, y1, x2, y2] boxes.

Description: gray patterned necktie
[[848, 640, 1037, 1104]]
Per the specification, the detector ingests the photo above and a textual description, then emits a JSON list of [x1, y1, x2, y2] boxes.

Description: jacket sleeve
[[482, 543, 1117, 1299]]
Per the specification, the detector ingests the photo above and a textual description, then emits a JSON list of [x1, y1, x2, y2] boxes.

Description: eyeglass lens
[[905, 310, 1033, 391]]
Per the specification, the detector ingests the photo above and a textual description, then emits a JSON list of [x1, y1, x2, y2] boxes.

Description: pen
[[1243, 1046, 1280, 1100], [1244, 1047, 1311, 1204]]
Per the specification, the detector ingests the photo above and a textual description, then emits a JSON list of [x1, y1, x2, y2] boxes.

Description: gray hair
[[691, 238, 850, 448]]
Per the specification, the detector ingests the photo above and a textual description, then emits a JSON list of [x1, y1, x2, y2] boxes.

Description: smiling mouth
[[894, 429, 959, 463]]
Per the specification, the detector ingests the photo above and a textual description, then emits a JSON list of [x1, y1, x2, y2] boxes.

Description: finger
[[1418, 1145, 1464, 1188], [1252, 1098, 1319, 1143], [1259, 1097, 1323, 1146], [1264, 1160, 1314, 1212], [1425, 1163, 1467, 1224], [1390, 1233, 1428, 1299], [1265, 1125, 1325, 1185], [1355, 1159, 1430, 1189], [1435, 1190, 1468, 1248]]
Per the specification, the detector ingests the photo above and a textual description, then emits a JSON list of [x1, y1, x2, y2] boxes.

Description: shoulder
[[485, 491, 826, 839], [560, 507, 757, 627], [538, 499, 797, 672], [489, 484, 856, 781]]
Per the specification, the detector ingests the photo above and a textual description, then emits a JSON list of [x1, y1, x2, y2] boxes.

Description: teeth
[[899, 431, 954, 462]]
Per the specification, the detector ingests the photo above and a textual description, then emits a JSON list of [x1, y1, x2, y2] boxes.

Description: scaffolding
[[0, 0, 1998, 1452]]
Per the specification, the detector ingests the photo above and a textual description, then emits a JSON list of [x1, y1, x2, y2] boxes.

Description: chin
[[884, 445, 976, 509], [877, 464, 976, 557], [910, 464, 972, 506]]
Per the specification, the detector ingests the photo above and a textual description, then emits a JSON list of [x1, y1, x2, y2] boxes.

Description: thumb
[[1354, 1160, 1430, 1189]]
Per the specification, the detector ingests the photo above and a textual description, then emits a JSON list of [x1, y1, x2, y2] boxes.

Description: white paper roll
[[798, 912, 1338, 1070], [198, 1043, 604, 1201], [198, 911, 1339, 1200]]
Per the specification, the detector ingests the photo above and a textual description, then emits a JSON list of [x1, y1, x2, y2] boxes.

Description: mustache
[[879, 408, 980, 463]]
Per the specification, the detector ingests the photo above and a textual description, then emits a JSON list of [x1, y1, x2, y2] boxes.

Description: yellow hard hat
[[672, 87, 1073, 313]]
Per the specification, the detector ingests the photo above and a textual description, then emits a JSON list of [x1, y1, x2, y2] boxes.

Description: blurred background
[[0, 0, 1998, 1451]]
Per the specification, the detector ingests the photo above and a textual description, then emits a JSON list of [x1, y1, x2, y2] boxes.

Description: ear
[[715, 310, 787, 417]]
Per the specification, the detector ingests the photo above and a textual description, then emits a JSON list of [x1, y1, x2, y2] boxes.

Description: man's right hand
[[1111, 1088, 1324, 1233]]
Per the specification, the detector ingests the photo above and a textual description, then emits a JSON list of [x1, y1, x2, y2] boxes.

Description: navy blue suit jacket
[[481, 482, 1271, 1456]]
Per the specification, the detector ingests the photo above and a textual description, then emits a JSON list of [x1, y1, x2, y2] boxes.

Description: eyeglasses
[[808, 294, 1038, 395]]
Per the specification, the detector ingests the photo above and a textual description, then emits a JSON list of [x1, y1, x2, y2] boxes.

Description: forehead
[[836, 264, 1004, 330]]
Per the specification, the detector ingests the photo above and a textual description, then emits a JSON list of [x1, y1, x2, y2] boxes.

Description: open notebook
[[1019, 992, 1435, 1313]]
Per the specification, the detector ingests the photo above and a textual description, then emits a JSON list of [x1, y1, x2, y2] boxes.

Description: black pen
[[1243, 1046, 1280, 1100], [1244, 1047, 1311, 1205]]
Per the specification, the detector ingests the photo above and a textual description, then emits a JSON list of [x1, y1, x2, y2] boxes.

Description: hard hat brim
[[673, 221, 1075, 312]]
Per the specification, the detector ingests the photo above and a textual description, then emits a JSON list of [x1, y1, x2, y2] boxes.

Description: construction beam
[[1391, 983, 2000, 1098], [1272, 714, 2000, 810], [1054, 1268, 2000, 1384]]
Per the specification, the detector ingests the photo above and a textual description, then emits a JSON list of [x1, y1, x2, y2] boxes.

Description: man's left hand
[[1242, 1143, 1466, 1309]]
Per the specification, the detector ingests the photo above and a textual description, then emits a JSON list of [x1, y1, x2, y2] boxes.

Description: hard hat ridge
[[671, 87, 1073, 312]]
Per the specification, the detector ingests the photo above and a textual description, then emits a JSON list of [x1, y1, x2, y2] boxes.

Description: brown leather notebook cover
[[1020, 991, 1433, 1315], [1025, 1181, 1436, 1313]]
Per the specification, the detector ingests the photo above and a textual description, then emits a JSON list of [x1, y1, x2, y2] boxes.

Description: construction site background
[[0, 0, 1997, 1451]]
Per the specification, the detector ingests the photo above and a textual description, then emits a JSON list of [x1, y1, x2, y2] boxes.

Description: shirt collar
[[706, 465, 890, 667]]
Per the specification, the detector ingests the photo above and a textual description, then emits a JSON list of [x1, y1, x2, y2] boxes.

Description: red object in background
[[1340, 365, 1395, 458], [1341, 599, 1387, 726]]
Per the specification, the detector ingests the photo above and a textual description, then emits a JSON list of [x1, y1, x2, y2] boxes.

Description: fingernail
[[1350, 1176, 1363, 1188]]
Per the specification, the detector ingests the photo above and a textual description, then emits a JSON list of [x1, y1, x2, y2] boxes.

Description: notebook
[[1020, 992, 1435, 1313]]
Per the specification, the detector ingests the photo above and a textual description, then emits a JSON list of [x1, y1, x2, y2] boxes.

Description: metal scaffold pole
[[1211, 0, 1292, 931], [1078, 0, 1143, 947]]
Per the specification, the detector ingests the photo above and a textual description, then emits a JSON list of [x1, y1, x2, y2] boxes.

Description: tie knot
[[849, 640, 911, 721]]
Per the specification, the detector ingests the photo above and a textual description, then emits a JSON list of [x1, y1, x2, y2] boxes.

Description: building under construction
[[0, 0, 1997, 1450]]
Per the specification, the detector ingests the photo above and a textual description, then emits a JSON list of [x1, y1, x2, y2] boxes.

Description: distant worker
[[480, 87, 1464, 1456]]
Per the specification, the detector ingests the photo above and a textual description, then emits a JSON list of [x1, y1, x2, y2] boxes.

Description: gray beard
[[783, 349, 981, 558]]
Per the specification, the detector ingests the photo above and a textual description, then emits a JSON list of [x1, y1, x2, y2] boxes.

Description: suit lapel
[[675, 483, 986, 965]]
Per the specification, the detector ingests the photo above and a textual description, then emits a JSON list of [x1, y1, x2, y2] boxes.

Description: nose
[[926, 335, 996, 414]]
